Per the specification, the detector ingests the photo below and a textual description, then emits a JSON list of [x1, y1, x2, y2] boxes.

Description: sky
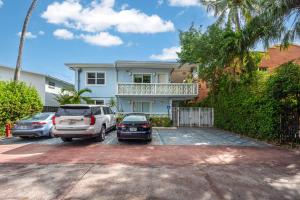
[[0, 0, 217, 83]]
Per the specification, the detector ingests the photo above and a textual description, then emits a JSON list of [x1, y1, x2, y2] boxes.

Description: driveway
[[0, 128, 299, 200], [1, 127, 268, 147]]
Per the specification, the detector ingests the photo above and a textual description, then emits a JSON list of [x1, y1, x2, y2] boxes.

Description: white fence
[[172, 107, 214, 127]]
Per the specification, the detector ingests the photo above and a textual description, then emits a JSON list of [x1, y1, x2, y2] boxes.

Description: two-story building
[[66, 61, 198, 116]]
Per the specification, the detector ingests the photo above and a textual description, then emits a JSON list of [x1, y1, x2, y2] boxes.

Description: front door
[[158, 74, 168, 83]]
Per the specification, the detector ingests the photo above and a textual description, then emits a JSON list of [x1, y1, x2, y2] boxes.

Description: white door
[[158, 74, 168, 83]]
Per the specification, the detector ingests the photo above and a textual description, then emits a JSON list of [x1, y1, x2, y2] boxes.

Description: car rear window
[[24, 113, 50, 120], [56, 107, 91, 116], [123, 115, 147, 122]]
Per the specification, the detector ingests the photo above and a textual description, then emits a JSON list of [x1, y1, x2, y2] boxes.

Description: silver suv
[[52, 104, 116, 142]]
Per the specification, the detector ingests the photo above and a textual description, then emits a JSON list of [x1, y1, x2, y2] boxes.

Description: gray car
[[12, 112, 55, 139]]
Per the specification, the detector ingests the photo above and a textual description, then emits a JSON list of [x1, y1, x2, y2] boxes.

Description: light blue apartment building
[[66, 61, 198, 116]]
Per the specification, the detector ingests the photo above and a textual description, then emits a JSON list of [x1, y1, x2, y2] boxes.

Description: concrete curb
[[153, 127, 177, 130]]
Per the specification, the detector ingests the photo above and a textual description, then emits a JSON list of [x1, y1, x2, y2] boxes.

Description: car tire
[[147, 138, 152, 142], [49, 128, 54, 138], [95, 126, 106, 142], [118, 138, 123, 142], [61, 137, 72, 142]]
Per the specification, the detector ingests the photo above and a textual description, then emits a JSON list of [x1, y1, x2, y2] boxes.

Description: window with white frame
[[133, 101, 151, 113], [133, 74, 151, 83], [86, 72, 105, 85], [48, 81, 55, 89]]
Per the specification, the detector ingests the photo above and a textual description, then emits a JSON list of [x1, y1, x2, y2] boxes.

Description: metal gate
[[172, 107, 214, 127]]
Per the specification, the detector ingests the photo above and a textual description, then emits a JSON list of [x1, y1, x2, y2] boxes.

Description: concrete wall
[[0, 66, 46, 104]]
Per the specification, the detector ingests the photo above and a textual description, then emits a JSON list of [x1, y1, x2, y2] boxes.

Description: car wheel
[[118, 138, 123, 142], [61, 137, 72, 142], [147, 138, 152, 142], [95, 126, 106, 142], [49, 128, 54, 138]]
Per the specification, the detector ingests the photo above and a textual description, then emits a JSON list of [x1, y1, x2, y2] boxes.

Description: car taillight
[[141, 124, 150, 128], [52, 116, 56, 125], [90, 115, 96, 125], [117, 123, 125, 128], [32, 122, 47, 126]]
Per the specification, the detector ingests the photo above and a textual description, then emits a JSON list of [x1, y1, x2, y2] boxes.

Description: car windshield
[[56, 107, 91, 116], [123, 115, 147, 122], [24, 113, 51, 121]]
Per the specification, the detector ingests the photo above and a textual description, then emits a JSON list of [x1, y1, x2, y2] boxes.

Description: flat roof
[[0, 65, 73, 86], [66, 60, 181, 70]]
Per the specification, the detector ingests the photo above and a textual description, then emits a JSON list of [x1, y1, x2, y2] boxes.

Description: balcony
[[117, 83, 198, 97]]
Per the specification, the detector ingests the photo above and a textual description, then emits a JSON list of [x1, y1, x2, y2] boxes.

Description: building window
[[86, 72, 105, 85], [94, 100, 104, 105], [133, 102, 151, 113], [133, 74, 151, 83], [259, 67, 268, 72], [48, 81, 55, 89]]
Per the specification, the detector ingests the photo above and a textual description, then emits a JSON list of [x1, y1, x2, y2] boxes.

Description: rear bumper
[[12, 128, 46, 137], [117, 131, 152, 140], [53, 127, 97, 138]]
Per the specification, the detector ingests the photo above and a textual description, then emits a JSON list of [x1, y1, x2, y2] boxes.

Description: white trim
[[132, 73, 152, 83], [85, 71, 106, 86]]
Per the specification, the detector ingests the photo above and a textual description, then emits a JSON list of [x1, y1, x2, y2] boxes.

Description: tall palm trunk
[[14, 0, 38, 81]]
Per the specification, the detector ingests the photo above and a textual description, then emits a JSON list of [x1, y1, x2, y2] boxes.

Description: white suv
[[52, 104, 116, 142]]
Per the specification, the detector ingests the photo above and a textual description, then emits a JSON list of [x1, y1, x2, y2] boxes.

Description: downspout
[[115, 62, 121, 112], [76, 68, 82, 91]]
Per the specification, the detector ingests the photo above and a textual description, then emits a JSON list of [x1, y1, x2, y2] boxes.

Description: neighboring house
[[0, 65, 74, 107], [259, 44, 300, 71], [171, 63, 209, 101], [66, 61, 198, 116]]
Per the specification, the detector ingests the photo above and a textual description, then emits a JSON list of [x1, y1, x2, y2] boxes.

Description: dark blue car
[[117, 113, 152, 142]]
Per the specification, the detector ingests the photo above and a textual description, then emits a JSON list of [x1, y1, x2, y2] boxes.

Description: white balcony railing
[[117, 83, 198, 96]]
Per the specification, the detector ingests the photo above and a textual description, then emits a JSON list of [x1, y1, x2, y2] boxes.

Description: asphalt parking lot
[[1, 127, 268, 147]]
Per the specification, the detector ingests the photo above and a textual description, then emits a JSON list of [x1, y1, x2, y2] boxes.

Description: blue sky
[[0, 0, 216, 83]]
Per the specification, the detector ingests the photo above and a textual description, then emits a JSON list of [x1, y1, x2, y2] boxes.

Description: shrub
[[0, 81, 43, 134], [116, 115, 172, 127]]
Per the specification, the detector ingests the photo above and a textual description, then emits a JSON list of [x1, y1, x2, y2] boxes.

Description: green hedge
[[0, 81, 43, 135], [199, 63, 300, 142], [116, 115, 172, 127]]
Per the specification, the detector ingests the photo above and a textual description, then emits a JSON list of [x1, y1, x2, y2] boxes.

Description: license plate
[[129, 127, 137, 132]]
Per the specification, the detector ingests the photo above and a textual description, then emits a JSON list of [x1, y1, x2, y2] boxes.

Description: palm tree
[[14, 0, 38, 81], [241, 0, 300, 49], [55, 88, 92, 105], [200, 0, 260, 31]]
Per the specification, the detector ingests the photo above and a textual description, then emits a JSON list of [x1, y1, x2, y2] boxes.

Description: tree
[[14, 0, 38, 81], [200, 0, 260, 31], [55, 88, 92, 105]]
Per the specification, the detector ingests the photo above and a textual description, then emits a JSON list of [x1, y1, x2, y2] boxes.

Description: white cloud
[[42, 0, 175, 34], [53, 29, 74, 40], [150, 46, 181, 61], [17, 32, 37, 39], [168, 0, 200, 7], [121, 3, 129, 10], [80, 32, 123, 47], [157, 0, 164, 6], [0, 0, 3, 8], [38, 31, 45, 35]]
